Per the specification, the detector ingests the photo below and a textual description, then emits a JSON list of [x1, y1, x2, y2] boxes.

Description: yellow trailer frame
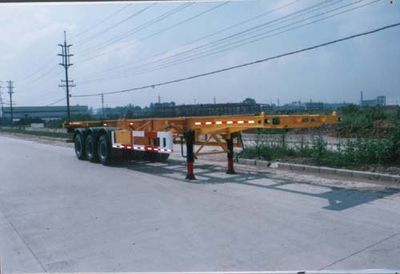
[[64, 112, 339, 179]]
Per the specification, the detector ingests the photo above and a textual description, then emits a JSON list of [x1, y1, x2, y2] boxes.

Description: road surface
[[0, 134, 399, 272]]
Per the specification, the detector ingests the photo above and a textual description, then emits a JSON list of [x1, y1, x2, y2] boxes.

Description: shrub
[[239, 129, 400, 168]]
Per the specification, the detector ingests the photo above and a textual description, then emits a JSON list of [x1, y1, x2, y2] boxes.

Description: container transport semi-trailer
[[64, 112, 340, 179]]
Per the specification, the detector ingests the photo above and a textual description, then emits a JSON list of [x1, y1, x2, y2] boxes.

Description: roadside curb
[[237, 158, 400, 183]]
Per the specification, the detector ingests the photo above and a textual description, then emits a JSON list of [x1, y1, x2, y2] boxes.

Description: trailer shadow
[[108, 158, 400, 211]]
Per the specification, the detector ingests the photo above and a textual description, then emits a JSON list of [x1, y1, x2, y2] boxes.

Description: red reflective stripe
[[195, 120, 259, 125], [144, 131, 157, 138], [141, 146, 173, 153], [194, 120, 260, 126]]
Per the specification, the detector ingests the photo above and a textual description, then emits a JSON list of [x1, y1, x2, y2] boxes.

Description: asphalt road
[[0, 135, 399, 272]]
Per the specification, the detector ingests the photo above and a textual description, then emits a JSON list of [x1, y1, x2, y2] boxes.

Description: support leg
[[185, 131, 196, 180], [226, 137, 236, 174]]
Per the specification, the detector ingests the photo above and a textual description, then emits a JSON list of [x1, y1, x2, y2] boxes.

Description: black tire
[[85, 134, 99, 163], [159, 153, 170, 162], [144, 152, 169, 162], [97, 134, 111, 165], [74, 133, 86, 160], [144, 152, 157, 162]]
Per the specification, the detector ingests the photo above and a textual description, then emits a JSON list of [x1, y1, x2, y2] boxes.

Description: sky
[[0, 0, 399, 110]]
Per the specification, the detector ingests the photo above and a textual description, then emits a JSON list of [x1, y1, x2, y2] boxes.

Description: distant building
[[376, 96, 386, 106], [360, 91, 386, 107], [1, 105, 89, 121], [99, 102, 267, 119], [150, 102, 263, 117], [361, 96, 386, 107], [150, 102, 176, 108], [305, 101, 324, 111], [282, 101, 306, 111], [323, 102, 351, 110]]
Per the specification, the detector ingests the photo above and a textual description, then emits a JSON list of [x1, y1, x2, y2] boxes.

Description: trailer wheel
[[98, 134, 111, 165], [74, 133, 86, 160], [85, 134, 98, 162], [159, 153, 169, 162], [144, 152, 169, 162]]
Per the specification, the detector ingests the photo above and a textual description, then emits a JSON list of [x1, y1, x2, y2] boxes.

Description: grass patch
[[0, 127, 69, 139], [239, 128, 400, 169]]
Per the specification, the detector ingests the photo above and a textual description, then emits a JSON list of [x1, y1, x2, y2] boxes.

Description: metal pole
[[7, 81, 14, 124], [64, 32, 71, 122], [58, 30, 74, 122], [101, 93, 105, 119], [184, 130, 196, 180], [226, 137, 236, 174], [0, 82, 4, 122]]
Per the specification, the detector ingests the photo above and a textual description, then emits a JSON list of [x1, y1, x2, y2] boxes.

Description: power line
[[142, 0, 340, 70], [46, 97, 66, 106], [130, 0, 379, 76], [141, 1, 229, 41], [76, 0, 299, 82], [97, 3, 194, 48], [75, 0, 332, 83], [75, 0, 238, 82], [77, 0, 371, 85], [75, 3, 156, 49], [76, 1, 237, 82], [75, 2, 195, 64], [72, 22, 400, 98], [21, 62, 56, 82], [28, 64, 60, 84], [73, 3, 133, 39], [18, 4, 133, 84], [138, 0, 379, 74]]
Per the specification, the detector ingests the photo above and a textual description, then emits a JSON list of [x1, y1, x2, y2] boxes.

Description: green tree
[[242, 98, 256, 104]]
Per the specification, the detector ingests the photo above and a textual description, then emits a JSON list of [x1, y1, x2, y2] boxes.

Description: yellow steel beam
[[64, 112, 339, 134]]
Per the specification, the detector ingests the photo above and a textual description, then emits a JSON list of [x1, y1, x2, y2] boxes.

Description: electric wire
[[71, 21, 400, 98], [78, 0, 370, 85], [75, 2, 195, 63], [75, 3, 156, 49], [76, 0, 334, 82], [46, 97, 66, 106], [135, 0, 380, 75], [73, 3, 133, 39], [78, 0, 351, 82]]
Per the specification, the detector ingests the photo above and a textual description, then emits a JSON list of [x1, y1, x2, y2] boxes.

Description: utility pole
[[7, 81, 14, 124], [58, 31, 75, 122], [101, 93, 105, 119], [0, 83, 4, 123], [360, 90, 364, 106]]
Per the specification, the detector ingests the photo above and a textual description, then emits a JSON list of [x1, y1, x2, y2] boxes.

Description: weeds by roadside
[[0, 127, 69, 139], [239, 127, 400, 170]]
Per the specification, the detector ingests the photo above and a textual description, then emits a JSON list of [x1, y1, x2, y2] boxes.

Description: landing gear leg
[[185, 131, 196, 180], [226, 137, 236, 174]]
